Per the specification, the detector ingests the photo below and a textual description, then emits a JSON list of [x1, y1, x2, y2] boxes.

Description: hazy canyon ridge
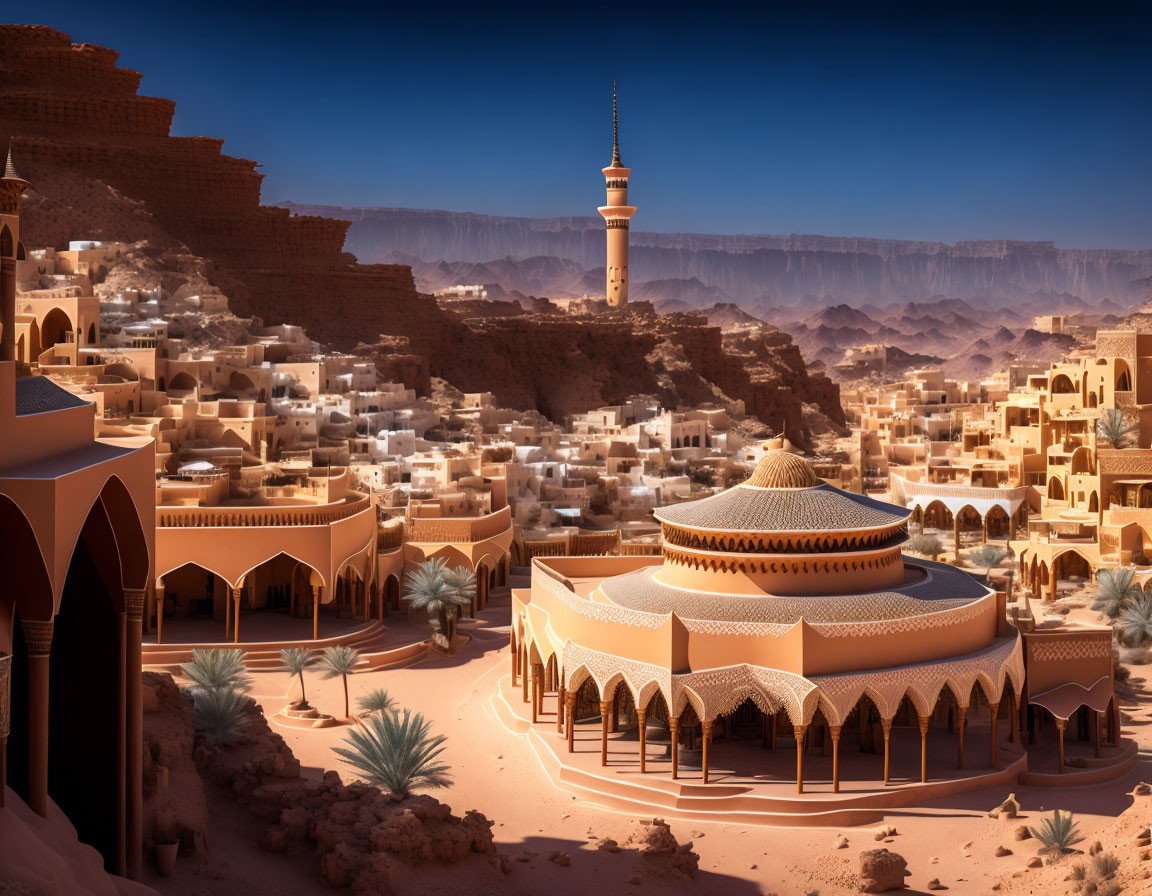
[[277, 204, 1152, 381]]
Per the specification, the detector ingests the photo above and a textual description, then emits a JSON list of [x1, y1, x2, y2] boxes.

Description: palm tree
[[280, 647, 315, 708], [968, 545, 1010, 577], [404, 558, 472, 648], [191, 687, 250, 744], [443, 564, 478, 618], [356, 688, 396, 716], [1092, 567, 1141, 619], [1030, 809, 1084, 856], [318, 645, 361, 718], [332, 708, 450, 798], [180, 648, 252, 693], [907, 533, 945, 561], [1097, 408, 1138, 449], [1117, 593, 1152, 647]]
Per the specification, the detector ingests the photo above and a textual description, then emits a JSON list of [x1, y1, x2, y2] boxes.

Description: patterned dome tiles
[[599, 558, 989, 624]]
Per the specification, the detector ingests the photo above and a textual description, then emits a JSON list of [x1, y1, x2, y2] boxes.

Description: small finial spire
[[3, 143, 21, 181], [611, 82, 622, 168]]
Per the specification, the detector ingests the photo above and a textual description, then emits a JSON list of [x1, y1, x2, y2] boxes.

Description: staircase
[[143, 620, 429, 675]]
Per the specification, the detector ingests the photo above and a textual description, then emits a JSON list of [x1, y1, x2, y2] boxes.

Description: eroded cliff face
[[0, 25, 842, 437], [285, 202, 1152, 306]]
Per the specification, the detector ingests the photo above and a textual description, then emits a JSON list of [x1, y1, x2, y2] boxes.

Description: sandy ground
[[145, 586, 1152, 896]]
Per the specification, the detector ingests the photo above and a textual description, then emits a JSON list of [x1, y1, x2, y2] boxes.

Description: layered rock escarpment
[[0, 24, 434, 347], [287, 202, 1152, 306], [0, 24, 841, 435]]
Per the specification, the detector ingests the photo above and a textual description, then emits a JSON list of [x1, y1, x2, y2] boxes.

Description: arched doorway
[[39, 307, 74, 353], [48, 501, 126, 868]]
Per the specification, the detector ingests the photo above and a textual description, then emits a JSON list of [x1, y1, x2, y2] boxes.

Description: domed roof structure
[[745, 450, 818, 489]]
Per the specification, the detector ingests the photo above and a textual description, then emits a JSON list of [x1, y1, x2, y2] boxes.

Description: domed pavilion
[[508, 451, 1119, 807]]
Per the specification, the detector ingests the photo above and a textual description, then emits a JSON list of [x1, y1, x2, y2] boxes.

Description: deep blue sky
[[11, 1, 1152, 247]]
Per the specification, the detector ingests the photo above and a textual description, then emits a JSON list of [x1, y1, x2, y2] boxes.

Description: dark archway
[[49, 502, 125, 869], [167, 371, 198, 393], [40, 307, 73, 353]]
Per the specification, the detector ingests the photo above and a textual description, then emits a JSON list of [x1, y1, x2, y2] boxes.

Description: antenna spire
[[611, 82, 622, 168]]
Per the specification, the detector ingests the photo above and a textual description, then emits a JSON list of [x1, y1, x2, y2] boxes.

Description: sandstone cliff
[[0, 24, 842, 437]]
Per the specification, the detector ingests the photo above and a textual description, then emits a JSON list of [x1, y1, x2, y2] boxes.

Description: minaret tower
[[1, 145, 29, 364], [598, 84, 636, 307]]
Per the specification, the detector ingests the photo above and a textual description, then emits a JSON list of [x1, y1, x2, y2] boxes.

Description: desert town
[[5, 19, 1152, 896]]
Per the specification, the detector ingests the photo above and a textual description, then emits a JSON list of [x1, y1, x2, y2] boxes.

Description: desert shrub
[[191, 687, 250, 744], [180, 648, 252, 693], [333, 708, 450, 798], [1092, 852, 1121, 879], [1030, 809, 1084, 855]]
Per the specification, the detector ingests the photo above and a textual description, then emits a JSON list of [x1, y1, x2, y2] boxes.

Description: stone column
[[312, 585, 321, 640], [701, 719, 712, 784], [1094, 710, 1102, 759], [830, 725, 842, 793], [956, 706, 967, 770], [599, 700, 611, 766], [116, 606, 127, 876], [224, 590, 231, 639], [1056, 717, 1067, 773], [556, 680, 566, 734], [231, 587, 242, 643], [881, 718, 892, 785], [953, 515, 961, 556], [124, 589, 145, 880], [981, 515, 989, 544], [794, 725, 807, 794], [510, 641, 519, 686], [988, 701, 999, 768], [22, 618, 53, 817], [521, 648, 529, 703], [918, 715, 930, 783], [536, 664, 546, 723], [0, 653, 10, 808], [155, 579, 165, 645], [637, 709, 647, 773], [565, 692, 576, 752], [669, 716, 680, 780]]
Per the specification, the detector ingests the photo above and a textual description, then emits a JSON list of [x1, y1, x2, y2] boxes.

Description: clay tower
[[598, 84, 636, 307], [0, 146, 29, 363]]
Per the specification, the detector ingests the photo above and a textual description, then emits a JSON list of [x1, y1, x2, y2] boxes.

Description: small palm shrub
[[1030, 809, 1084, 855], [318, 645, 362, 718], [333, 708, 450, 798], [443, 564, 478, 617], [404, 558, 473, 647], [1092, 568, 1142, 619], [1117, 593, 1152, 647], [192, 687, 250, 744], [906, 533, 945, 561], [357, 688, 396, 716], [180, 648, 252, 693], [1097, 408, 1138, 449], [280, 647, 315, 708]]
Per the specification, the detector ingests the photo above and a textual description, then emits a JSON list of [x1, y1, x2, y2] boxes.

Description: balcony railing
[[157, 492, 370, 528], [404, 506, 512, 543]]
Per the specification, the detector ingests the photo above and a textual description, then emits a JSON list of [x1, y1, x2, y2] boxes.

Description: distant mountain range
[[279, 203, 1152, 309]]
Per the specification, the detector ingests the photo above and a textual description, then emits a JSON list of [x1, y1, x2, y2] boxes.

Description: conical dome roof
[[745, 450, 817, 489]]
